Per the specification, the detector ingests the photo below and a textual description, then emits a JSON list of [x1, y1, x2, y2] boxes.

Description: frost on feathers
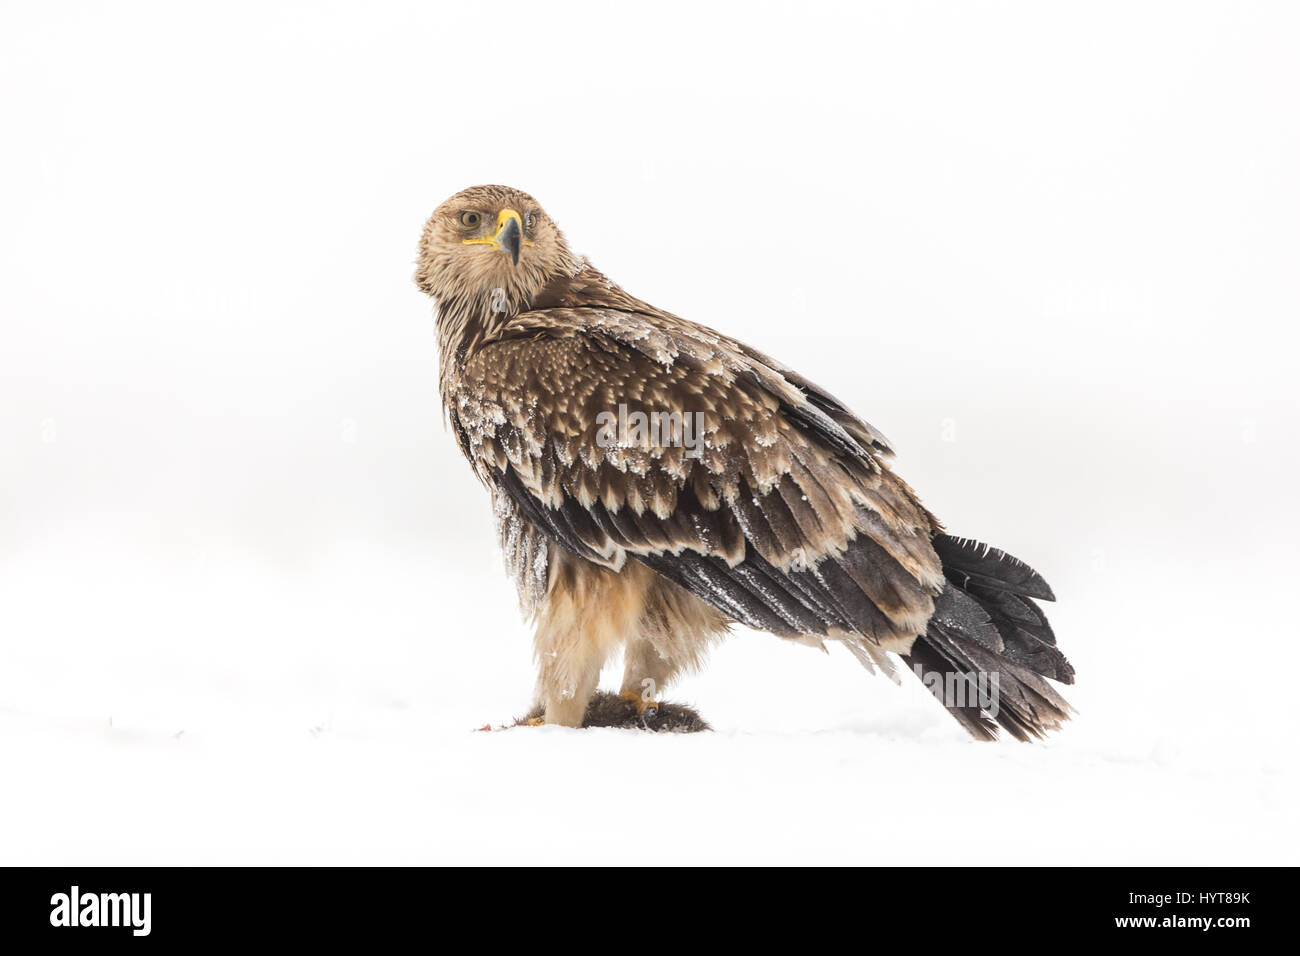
[[494, 491, 549, 618]]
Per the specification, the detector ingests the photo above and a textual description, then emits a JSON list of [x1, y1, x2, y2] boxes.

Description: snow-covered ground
[[2, 526, 1295, 865], [2, 2, 1297, 865]]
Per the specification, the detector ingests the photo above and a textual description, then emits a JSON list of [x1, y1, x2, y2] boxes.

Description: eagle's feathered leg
[[526, 553, 727, 729], [619, 577, 729, 711], [530, 549, 647, 726]]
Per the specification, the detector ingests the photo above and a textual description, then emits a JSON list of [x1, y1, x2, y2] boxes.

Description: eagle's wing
[[449, 305, 944, 647]]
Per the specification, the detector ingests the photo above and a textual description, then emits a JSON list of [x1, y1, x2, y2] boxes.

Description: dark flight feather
[[932, 534, 1056, 601]]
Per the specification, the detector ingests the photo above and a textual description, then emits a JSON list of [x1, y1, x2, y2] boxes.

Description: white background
[[2, 1, 1296, 864]]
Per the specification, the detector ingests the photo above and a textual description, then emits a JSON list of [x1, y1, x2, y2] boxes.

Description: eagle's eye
[[459, 211, 482, 228], [524, 212, 536, 230]]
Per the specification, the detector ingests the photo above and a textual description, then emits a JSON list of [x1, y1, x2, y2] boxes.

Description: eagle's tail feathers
[[902, 535, 1074, 741]]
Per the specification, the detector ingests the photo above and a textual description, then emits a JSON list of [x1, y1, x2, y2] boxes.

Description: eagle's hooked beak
[[463, 207, 533, 266], [497, 213, 522, 266]]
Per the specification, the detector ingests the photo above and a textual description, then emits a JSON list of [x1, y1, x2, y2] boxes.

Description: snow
[[2, 1, 1298, 865], [1, 529, 1295, 865]]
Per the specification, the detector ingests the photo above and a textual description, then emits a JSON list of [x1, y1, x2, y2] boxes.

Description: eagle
[[415, 184, 1073, 740]]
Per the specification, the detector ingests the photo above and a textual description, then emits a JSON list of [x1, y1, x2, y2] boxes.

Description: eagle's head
[[414, 184, 579, 310]]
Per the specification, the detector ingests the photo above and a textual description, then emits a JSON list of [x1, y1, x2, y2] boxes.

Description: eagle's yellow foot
[[619, 689, 659, 715], [523, 716, 545, 726]]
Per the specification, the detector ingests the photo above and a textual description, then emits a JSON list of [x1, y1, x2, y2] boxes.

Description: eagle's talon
[[619, 689, 658, 715]]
